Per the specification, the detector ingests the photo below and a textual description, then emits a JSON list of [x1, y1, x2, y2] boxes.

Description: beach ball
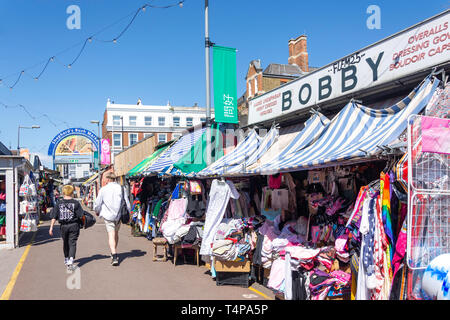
[[422, 254, 450, 300]]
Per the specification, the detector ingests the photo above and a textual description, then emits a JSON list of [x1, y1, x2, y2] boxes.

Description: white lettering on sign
[[248, 11, 450, 125]]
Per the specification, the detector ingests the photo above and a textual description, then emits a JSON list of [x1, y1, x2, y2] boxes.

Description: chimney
[[288, 35, 308, 72]]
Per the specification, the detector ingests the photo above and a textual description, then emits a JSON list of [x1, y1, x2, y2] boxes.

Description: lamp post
[[17, 125, 40, 154], [120, 116, 124, 151], [90, 120, 101, 189], [205, 0, 212, 166]]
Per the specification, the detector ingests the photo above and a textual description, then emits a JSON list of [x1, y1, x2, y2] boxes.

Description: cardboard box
[[214, 259, 251, 272]]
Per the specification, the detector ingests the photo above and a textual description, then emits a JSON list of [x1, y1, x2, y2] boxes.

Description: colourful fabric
[[269, 174, 282, 189]]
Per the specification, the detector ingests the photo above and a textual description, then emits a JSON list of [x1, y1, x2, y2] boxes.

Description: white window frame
[[129, 115, 137, 126], [113, 133, 122, 148], [186, 117, 193, 127], [173, 116, 180, 127], [158, 133, 167, 143], [112, 115, 121, 126], [129, 133, 138, 146], [144, 116, 152, 126], [143, 133, 152, 139], [158, 117, 165, 127]]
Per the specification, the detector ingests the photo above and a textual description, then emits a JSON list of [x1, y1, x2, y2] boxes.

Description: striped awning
[[82, 172, 99, 186], [223, 126, 279, 176], [144, 128, 205, 174], [127, 143, 171, 177], [256, 76, 439, 174], [197, 129, 261, 177], [246, 112, 330, 175]]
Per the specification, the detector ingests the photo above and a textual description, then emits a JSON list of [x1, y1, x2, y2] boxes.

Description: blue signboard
[[48, 128, 99, 157]]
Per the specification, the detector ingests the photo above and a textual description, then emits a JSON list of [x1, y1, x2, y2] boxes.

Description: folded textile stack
[[309, 269, 351, 300]]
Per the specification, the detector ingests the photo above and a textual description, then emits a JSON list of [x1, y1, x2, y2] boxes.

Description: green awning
[[127, 144, 171, 177], [172, 123, 224, 175]]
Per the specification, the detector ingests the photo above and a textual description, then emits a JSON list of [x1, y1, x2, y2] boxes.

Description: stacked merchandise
[[18, 172, 39, 233], [0, 178, 5, 239], [251, 163, 402, 300], [159, 180, 206, 246]]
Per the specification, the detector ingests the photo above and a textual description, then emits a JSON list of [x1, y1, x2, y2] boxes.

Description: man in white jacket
[[94, 172, 131, 266]]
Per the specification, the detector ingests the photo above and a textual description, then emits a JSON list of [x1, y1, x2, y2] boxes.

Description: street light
[[17, 125, 40, 153]]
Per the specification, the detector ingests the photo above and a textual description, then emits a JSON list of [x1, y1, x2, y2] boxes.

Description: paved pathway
[[1, 210, 274, 300]]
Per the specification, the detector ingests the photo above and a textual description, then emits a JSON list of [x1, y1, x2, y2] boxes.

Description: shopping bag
[[20, 200, 29, 215], [0, 226, 5, 236], [0, 202, 6, 213], [19, 175, 34, 197], [20, 214, 32, 232]]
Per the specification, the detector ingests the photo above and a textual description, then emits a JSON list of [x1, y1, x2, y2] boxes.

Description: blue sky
[[0, 0, 448, 167]]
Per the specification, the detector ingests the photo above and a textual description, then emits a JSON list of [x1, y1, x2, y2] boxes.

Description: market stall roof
[[221, 125, 279, 176], [245, 112, 330, 175], [82, 172, 99, 186], [143, 127, 206, 174], [256, 75, 439, 174], [197, 129, 260, 177], [171, 123, 224, 176], [127, 142, 172, 177]]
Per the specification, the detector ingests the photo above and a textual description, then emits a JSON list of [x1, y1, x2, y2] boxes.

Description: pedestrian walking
[[49, 184, 84, 272], [94, 172, 130, 266]]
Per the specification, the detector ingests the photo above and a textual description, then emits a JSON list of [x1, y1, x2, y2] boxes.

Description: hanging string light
[[0, 0, 186, 91]]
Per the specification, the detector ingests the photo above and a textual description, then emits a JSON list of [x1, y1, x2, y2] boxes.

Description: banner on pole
[[213, 46, 238, 124], [101, 139, 111, 165]]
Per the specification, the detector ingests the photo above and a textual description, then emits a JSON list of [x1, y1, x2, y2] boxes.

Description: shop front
[[0, 156, 34, 249]]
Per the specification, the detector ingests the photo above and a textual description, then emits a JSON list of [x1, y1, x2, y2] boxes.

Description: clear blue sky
[[0, 0, 448, 167]]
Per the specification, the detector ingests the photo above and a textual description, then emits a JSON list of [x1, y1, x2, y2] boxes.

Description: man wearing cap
[[94, 172, 131, 266]]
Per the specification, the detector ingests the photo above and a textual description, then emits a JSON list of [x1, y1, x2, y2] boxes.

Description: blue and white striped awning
[[256, 76, 439, 174], [224, 126, 279, 176], [197, 129, 260, 177], [144, 128, 205, 174], [246, 112, 330, 175]]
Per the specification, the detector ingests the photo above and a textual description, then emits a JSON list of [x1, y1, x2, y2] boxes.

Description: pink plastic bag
[[421, 116, 450, 155]]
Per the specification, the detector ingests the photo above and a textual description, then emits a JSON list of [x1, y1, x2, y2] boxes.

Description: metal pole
[[205, 0, 212, 166], [17, 126, 20, 153], [97, 122, 101, 189]]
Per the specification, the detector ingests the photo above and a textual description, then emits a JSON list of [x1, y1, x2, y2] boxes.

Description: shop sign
[[248, 10, 450, 125]]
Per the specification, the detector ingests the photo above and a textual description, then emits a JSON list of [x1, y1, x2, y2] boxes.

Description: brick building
[[101, 98, 213, 158], [238, 35, 318, 126]]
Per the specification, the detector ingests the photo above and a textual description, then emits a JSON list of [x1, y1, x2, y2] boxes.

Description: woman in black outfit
[[49, 184, 84, 271]]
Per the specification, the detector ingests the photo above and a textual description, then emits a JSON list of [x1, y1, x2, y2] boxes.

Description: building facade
[[238, 35, 318, 127], [102, 99, 213, 155]]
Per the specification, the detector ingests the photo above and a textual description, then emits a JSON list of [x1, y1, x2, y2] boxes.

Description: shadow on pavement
[[119, 249, 147, 264], [76, 254, 111, 268]]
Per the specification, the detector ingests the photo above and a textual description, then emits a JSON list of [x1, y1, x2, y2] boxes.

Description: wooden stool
[[152, 237, 168, 262], [173, 243, 200, 267]]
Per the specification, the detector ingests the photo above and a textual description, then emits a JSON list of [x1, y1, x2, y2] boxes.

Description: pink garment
[[392, 219, 407, 279], [269, 174, 282, 189], [267, 258, 286, 291], [165, 198, 188, 220]]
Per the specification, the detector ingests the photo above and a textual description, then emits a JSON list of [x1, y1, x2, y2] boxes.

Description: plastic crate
[[216, 271, 249, 288]]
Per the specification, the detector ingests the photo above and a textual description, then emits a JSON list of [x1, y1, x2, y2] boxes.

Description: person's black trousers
[[60, 222, 80, 259]]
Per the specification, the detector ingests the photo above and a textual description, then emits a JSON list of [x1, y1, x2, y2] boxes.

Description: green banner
[[213, 46, 238, 124]]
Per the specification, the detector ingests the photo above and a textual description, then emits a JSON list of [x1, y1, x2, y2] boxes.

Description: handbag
[[119, 187, 130, 224], [19, 175, 31, 197], [20, 213, 37, 232], [80, 211, 96, 229], [0, 202, 6, 213]]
